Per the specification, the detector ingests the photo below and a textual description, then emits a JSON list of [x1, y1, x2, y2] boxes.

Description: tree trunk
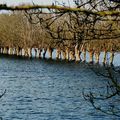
[[61, 50, 66, 60], [47, 47, 53, 59], [75, 45, 80, 62], [69, 51, 75, 61], [28, 48, 32, 58], [43, 48, 47, 59], [34, 48, 38, 58], [110, 51, 114, 65], [38, 48, 42, 58], [103, 50, 107, 64], [65, 47, 69, 61], [89, 49, 94, 63], [56, 47, 61, 60]]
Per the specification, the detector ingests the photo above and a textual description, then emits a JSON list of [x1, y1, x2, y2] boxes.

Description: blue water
[[0, 56, 119, 120]]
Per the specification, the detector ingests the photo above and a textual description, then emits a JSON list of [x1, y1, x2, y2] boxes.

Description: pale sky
[[0, 0, 74, 6]]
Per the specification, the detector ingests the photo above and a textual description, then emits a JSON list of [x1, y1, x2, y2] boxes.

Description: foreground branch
[[0, 4, 120, 16]]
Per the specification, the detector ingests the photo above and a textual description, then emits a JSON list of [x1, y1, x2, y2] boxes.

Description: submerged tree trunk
[[3, 47, 7, 54], [27, 48, 32, 58], [0, 47, 3, 54], [38, 48, 42, 58], [47, 47, 53, 59], [110, 46, 115, 65], [34, 48, 38, 58], [69, 50, 75, 61], [43, 48, 47, 59], [89, 49, 94, 63], [94, 48, 100, 64], [75, 44, 80, 62], [65, 47, 69, 61], [56, 47, 61, 60], [82, 48, 86, 62], [103, 49, 107, 64], [14, 48, 17, 55], [61, 49, 66, 60]]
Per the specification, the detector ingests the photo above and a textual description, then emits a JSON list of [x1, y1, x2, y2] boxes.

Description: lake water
[[0, 53, 120, 120]]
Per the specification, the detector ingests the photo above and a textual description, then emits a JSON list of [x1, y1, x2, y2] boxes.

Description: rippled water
[[0, 55, 120, 120]]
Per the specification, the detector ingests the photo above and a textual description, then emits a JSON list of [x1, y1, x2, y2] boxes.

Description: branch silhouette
[[0, 4, 120, 16]]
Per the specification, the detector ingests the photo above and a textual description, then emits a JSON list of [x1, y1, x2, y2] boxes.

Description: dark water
[[0, 56, 120, 120]]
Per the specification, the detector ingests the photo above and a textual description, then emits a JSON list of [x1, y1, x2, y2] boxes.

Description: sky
[[0, 0, 74, 6]]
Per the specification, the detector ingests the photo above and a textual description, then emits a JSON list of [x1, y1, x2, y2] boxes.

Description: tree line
[[0, 0, 119, 65]]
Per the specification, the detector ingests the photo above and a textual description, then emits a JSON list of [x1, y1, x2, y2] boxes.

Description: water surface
[[0, 56, 120, 120]]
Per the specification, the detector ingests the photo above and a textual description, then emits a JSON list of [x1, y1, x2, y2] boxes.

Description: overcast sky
[[0, 0, 74, 6]]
